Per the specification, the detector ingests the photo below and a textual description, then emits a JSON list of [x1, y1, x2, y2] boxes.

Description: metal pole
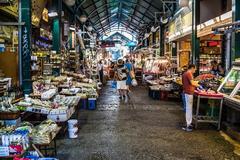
[[18, 0, 22, 86], [225, 33, 232, 73]]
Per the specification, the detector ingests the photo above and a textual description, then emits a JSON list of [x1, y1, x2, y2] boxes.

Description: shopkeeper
[[211, 61, 225, 76], [182, 64, 199, 132]]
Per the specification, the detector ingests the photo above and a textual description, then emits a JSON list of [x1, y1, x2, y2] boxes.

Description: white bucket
[[68, 127, 78, 139], [68, 119, 78, 129]]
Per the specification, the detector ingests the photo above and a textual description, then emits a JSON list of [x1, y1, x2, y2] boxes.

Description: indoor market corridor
[[57, 82, 238, 160]]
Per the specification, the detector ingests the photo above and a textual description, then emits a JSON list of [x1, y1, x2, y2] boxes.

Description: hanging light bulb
[[93, 33, 97, 37], [151, 26, 155, 32], [87, 26, 93, 32], [80, 15, 87, 23], [179, 0, 189, 7], [161, 16, 169, 24], [144, 33, 149, 39], [64, 0, 76, 6]]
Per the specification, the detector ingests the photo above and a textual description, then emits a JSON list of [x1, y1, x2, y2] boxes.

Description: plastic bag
[[131, 79, 138, 87]]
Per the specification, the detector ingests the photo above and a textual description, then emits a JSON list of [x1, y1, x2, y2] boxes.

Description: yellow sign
[[0, 0, 18, 17], [32, 0, 47, 26], [42, 8, 48, 22], [169, 12, 192, 37]]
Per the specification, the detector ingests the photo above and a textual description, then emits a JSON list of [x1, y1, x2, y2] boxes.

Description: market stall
[[217, 61, 240, 139]]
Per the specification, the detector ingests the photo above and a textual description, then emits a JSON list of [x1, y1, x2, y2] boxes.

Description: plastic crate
[[88, 98, 96, 110], [80, 98, 87, 109]]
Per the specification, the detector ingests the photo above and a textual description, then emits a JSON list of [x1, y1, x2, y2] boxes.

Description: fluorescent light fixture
[[48, 11, 58, 17], [179, 0, 189, 7], [69, 27, 76, 31]]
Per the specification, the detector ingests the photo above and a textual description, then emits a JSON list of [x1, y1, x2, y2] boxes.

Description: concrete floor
[[57, 83, 239, 160]]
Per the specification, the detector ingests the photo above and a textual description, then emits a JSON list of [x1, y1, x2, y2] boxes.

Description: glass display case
[[218, 62, 240, 109], [218, 67, 240, 95]]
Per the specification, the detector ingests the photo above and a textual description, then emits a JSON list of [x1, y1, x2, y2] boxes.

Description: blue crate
[[80, 98, 88, 109], [88, 98, 96, 110]]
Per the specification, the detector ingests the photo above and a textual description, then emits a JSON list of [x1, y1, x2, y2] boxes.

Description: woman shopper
[[125, 58, 134, 95], [97, 60, 104, 83], [115, 59, 128, 103], [182, 64, 199, 132]]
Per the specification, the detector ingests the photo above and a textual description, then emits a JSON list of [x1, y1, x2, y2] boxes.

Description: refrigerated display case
[[218, 62, 240, 110]]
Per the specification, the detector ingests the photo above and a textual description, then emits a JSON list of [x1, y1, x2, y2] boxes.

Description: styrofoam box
[[0, 146, 10, 157], [4, 117, 21, 126], [48, 107, 75, 122], [26, 107, 50, 114]]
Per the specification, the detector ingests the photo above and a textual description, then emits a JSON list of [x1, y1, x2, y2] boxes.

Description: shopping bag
[[131, 79, 138, 87]]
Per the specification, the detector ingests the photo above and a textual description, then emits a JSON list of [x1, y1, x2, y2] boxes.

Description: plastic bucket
[[68, 119, 78, 129], [68, 127, 78, 139]]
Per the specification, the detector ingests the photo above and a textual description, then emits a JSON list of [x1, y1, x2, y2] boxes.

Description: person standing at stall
[[182, 64, 199, 132]]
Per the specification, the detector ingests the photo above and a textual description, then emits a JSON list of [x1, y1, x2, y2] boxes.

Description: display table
[[193, 91, 224, 130], [34, 127, 61, 157]]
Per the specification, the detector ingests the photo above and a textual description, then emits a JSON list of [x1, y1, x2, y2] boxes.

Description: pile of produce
[[0, 100, 19, 113], [30, 119, 59, 144], [198, 78, 221, 91], [195, 74, 216, 81]]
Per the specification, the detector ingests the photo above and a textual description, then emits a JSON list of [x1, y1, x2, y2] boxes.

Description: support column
[[20, 0, 32, 94], [52, 0, 62, 76], [225, 33, 232, 72], [191, 0, 200, 72], [232, 0, 240, 61], [52, 0, 62, 53], [160, 25, 165, 57]]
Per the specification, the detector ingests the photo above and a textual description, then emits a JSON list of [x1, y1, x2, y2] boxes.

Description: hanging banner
[[21, 0, 32, 94]]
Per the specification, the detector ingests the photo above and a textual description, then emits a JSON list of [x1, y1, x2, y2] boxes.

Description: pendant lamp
[[64, 0, 76, 6], [179, 0, 189, 7]]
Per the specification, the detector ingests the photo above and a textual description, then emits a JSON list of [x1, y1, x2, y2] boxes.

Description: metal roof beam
[[118, 2, 123, 29]]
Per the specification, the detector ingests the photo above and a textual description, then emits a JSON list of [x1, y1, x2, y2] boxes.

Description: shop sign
[[0, 26, 11, 40], [12, 30, 18, 45], [168, 12, 192, 41], [22, 27, 29, 57], [42, 8, 48, 22], [36, 40, 52, 48], [40, 28, 52, 41], [32, 0, 47, 27], [64, 22, 69, 37], [0, 0, 18, 17], [175, 15, 183, 35]]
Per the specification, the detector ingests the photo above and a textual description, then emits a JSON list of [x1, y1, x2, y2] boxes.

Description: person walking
[[125, 58, 134, 99], [182, 64, 199, 132], [115, 59, 128, 103], [97, 60, 104, 84]]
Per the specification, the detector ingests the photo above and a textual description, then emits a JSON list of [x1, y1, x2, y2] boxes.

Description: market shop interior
[[1, 0, 240, 159]]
